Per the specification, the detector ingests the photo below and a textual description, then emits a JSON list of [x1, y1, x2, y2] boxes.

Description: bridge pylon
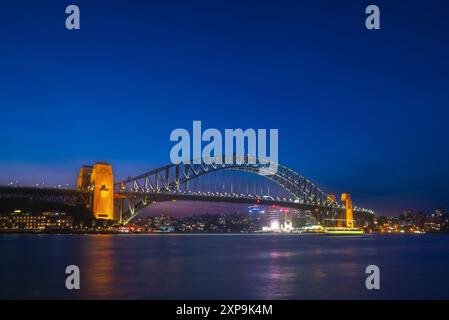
[[77, 162, 115, 220], [341, 193, 354, 228]]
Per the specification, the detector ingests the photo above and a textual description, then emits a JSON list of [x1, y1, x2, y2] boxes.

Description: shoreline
[[0, 230, 443, 235]]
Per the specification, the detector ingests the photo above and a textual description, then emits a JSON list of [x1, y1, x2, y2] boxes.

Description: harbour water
[[1, 233, 448, 299]]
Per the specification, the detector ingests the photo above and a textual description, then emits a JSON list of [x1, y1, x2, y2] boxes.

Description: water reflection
[[81, 235, 121, 299], [1, 234, 449, 299]]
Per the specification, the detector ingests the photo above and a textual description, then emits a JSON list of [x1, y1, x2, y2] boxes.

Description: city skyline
[[1, 0, 449, 216], [3, 0, 449, 304]]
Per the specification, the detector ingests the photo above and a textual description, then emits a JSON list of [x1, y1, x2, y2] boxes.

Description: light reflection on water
[[1, 233, 449, 299]]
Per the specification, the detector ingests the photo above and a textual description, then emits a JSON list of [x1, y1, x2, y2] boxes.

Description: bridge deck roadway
[[115, 192, 356, 214], [0, 186, 370, 216]]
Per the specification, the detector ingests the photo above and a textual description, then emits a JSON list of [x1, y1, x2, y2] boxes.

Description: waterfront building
[[0, 211, 74, 231]]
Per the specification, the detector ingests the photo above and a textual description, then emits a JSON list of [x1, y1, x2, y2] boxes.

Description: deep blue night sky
[[1, 0, 448, 215]]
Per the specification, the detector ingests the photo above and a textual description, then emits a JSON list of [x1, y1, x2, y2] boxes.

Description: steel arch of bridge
[[115, 155, 331, 223]]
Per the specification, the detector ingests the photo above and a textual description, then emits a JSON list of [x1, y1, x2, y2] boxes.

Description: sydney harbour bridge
[[0, 155, 374, 227]]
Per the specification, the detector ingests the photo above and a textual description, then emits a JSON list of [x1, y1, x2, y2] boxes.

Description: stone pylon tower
[[341, 193, 354, 228], [77, 162, 115, 220]]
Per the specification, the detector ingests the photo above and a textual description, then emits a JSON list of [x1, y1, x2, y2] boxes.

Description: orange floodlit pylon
[[341, 193, 354, 228]]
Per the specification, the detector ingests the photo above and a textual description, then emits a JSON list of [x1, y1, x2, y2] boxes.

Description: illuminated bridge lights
[[0, 157, 375, 224]]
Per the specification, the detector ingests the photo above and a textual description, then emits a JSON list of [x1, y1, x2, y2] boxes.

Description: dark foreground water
[[0, 233, 448, 299]]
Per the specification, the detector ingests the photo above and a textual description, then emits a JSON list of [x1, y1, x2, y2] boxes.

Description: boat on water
[[324, 227, 364, 235], [297, 225, 325, 234]]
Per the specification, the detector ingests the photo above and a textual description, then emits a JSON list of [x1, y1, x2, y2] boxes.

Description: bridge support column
[[119, 198, 124, 224], [90, 163, 115, 220], [341, 193, 354, 228], [78, 162, 115, 220]]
